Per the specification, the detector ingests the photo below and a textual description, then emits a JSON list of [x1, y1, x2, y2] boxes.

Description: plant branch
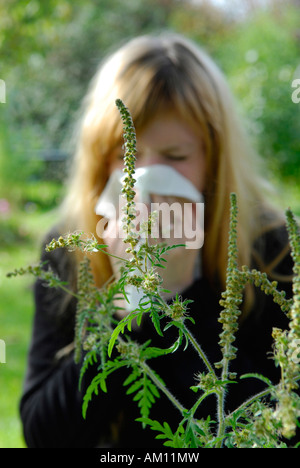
[[140, 360, 187, 416]]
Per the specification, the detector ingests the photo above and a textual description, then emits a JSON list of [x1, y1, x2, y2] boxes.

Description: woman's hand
[[145, 194, 202, 299], [99, 193, 203, 302]]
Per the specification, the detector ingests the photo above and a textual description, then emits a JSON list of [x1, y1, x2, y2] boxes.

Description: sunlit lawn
[[0, 247, 33, 448], [0, 206, 58, 448], [0, 178, 299, 448]]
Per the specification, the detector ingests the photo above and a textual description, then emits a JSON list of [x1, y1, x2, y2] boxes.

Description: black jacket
[[19, 224, 295, 447]]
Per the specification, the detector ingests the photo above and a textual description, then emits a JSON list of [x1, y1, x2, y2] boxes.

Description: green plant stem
[[102, 317, 186, 415], [217, 350, 233, 445], [225, 388, 272, 426], [185, 326, 216, 376], [59, 283, 81, 300], [190, 390, 217, 417], [140, 360, 187, 416], [216, 380, 227, 447]]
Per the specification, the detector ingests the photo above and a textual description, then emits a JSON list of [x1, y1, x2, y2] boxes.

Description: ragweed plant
[[8, 100, 300, 448]]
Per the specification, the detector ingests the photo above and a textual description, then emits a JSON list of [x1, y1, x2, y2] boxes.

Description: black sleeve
[[19, 235, 125, 448]]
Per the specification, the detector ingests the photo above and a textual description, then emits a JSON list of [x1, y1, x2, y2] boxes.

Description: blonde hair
[[61, 32, 282, 295]]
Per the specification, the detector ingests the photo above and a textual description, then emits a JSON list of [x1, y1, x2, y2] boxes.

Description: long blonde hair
[[60, 32, 282, 294]]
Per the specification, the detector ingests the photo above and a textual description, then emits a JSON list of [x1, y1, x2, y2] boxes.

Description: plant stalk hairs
[[8, 100, 300, 448]]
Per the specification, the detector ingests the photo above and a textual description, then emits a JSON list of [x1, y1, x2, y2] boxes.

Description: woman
[[20, 33, 294, 447]]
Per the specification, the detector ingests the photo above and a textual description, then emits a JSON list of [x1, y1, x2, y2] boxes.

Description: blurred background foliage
[[0, 0, 299, 447], [0, 0, 299, 199]]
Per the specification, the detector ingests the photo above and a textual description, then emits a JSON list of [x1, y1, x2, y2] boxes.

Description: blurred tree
[[216, 6, 300, 181], [0, 0, 174, 190], [169, 0, 300, 181]]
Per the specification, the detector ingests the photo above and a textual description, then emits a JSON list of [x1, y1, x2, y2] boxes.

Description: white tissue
[[95, 164, 204, 311], [95, 164, 203, 218]]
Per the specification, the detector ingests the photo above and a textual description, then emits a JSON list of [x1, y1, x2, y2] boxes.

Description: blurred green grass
[[0, 203, 59, 448], [0, 247, 33, 448]]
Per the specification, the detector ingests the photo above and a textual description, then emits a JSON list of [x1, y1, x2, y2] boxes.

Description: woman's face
[[108, 111, 206, 192]]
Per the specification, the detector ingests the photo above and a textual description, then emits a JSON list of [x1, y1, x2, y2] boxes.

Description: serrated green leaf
[[78, 349, 99, 389], [108, 327, 121, 356], [123, 369, 140, 387], [126, 378, 144, 395], [82, 373, 105, 418], [150, 309, 163, 336], [136, 417, 175, 443], [108, 310, 143, 356], [163, 421, 174, 439]]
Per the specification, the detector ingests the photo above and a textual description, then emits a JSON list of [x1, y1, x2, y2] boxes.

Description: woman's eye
[[164, 154, 187, 161]]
